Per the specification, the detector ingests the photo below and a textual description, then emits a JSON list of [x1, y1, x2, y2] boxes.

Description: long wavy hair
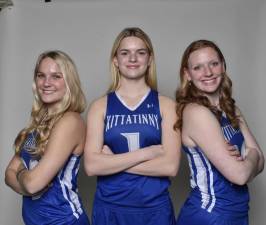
[[175, 40, 239, 130], [108, 27, 157, 92], [14, 50, 86, 156]]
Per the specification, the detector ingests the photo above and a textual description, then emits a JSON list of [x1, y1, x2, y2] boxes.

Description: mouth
[[126, 65, 140, 69], [42, 90, 56, 94], [202, 77, 219, 85]]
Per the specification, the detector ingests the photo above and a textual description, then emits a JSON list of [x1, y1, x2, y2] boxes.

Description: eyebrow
[[189, 59, 220, 66], [118, 48, 148, 52], [36, 71, 63, 75]]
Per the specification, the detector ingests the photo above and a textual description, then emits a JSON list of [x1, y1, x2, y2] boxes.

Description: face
[[185, 47, 224, 98], [35, 57, 66, 111], [114, 36, 151, 81]]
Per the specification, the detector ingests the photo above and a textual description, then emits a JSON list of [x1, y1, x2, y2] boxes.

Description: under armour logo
[[147, 103, 154, 108]]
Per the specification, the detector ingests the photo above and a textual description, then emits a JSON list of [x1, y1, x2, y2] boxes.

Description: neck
[[117, 78, 150, 97], [207, 96, 220, 108], [47, 103, 60, 116]]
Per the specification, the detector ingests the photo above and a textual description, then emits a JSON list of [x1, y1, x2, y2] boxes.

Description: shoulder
[[158, 94, 177, 118], [54, 112, 85, 133], [89, 95, 107, 110], [183, 103, 210, 114], [86, 95, 107, 121], [158, 94, 176, 108], [183, 103, 216, 123], [87, 96, 107, 114], [48, 112, 85, 148], [182, 104, 222, 145]]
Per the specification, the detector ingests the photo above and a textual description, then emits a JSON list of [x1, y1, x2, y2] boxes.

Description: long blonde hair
[[108, 27, 157, 92], [175, 40, 239, 130], [14, 50, 86, 155]]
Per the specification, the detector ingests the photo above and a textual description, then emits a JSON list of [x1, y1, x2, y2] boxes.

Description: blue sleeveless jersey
[[180, 112, 249, 217], [20, 132, 90, 225], [94, 90, 171, 208]]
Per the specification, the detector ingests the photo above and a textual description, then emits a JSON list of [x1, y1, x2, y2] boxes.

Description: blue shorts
[[23, 212, 90, 225], [73, 213, 90, 225], [92, 199, 175, 225], [176, 200, 248, 225]]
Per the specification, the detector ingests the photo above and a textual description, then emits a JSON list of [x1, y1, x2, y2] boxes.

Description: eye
[[210, 61, 220, 67], [52, 73, 63, 79], [119, 51, 128, 56], [36, 73, 45, 79], [192, 65, 202, 71], [138, 50, 148, 55]]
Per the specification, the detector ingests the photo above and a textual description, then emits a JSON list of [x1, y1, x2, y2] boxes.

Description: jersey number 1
[[121, 132, 140, 152]]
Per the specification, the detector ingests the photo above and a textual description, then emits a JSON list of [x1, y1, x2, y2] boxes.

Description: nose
[[43, 76, 52, 86], [204, 65, 213, 76], [129, 53, 137, 62]]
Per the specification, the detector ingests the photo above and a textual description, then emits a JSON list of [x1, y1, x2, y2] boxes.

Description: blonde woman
[[5, 50, 90, 225], [84, 27, 181, 225]]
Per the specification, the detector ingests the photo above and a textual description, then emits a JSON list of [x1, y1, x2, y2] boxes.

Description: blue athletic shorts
[[73, 213, 90, 225], [176, 200, 248, 225], [92, 199, 175, 225], [23, 211, 90, 225]]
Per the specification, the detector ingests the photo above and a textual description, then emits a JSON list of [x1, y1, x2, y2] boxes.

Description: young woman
[[5, 50, 90, 225], [175, 40, 264, 225], [84, 27, 181, 225]]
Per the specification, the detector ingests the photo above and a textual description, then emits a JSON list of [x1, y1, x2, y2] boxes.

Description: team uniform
[[92, 89, 175, 225], [20, 132, 90, 225], [176, 112, 249, 225]]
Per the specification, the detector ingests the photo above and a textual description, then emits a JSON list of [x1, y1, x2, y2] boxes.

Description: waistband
[[93, 196, 173, 213]]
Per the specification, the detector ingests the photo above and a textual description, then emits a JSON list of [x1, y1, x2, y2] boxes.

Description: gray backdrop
[[0, 0, 265, 224]]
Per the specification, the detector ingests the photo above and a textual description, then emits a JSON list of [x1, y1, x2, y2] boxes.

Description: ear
[[222, 62, 226, 73], [184, 68, 191, 81], [113, 56, 118, 67], [148, 55, 152, 66]]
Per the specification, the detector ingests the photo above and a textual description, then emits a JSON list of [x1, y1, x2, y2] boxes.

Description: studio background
[[0, 0, 265, 224]]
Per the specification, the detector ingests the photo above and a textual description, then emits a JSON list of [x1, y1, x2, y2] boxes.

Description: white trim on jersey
[[187, 147, 216, 213], [201, 153, 216, 212], [58, 156, 83, 219], [115, 89, 151, 111], [187, 154, 196, 188], [222, 125, 237, 141]]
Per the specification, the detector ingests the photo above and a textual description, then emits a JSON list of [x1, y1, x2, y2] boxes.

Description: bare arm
[[15, 112, 86, 195], [5, 154, 29, 195], [236, 107, 264, 175], [83, 97, 163, 176], [182, 104, 260, 185], [125, 96, 181, 177]]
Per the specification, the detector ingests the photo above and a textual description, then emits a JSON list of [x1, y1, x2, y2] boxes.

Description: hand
[[244, 146, 257, 158], [16, 161, 27, 182], [226, 142, 243, 161], [101, 145, 114, 155], [17, 160, 26, 173]]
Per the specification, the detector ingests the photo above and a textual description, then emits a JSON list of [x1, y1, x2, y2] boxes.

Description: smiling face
[[113, 36, 151, 81], [185, 47, 225, 101], [35, 57, 67, 111]]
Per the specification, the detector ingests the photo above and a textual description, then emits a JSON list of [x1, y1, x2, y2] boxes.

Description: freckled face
[[114, 36, 151, 81], [185, 47, 225, 96], [35, 57, 66, 110]]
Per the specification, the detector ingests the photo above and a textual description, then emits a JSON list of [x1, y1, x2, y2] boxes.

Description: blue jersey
[[94, 90, 171, 208], [20, 132, 90, 225], [177, 112, 249, 225]]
